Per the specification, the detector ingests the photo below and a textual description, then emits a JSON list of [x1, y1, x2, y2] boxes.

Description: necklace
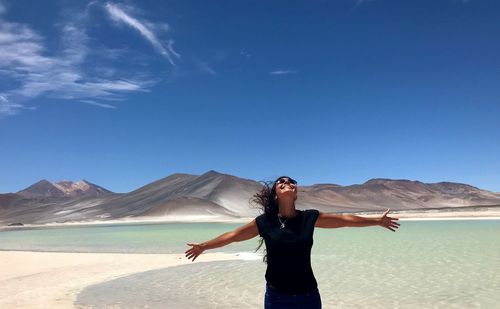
[[278, 215, 288, 229]]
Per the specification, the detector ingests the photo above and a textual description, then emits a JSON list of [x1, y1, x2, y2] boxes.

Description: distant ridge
[[17, 179, 112, 198], [1, 171, 500, 225]]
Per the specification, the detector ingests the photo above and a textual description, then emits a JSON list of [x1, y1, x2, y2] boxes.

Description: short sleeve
[[307, 209, 319, 220], [305, 209, 320, 229]]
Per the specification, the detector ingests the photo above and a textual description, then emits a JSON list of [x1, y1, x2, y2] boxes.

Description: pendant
[[280, 223, 285, 229]]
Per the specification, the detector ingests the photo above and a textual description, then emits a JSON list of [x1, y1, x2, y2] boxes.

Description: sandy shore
[[2, 210, 500, 230], [0, 251, 240, 309]]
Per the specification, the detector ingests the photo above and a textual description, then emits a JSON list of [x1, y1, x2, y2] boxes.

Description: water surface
[[2, 220, 499, 308]]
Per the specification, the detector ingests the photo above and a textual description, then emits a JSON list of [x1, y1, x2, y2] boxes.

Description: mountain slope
[[2, 172, 500, 225]]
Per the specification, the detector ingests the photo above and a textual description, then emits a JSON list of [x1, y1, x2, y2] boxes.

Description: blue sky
[[1, 0, 499, 193]]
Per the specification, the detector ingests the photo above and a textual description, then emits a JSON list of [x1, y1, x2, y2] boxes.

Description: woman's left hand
[[378, 208, 400, 232], [185, 243, 206, 262]]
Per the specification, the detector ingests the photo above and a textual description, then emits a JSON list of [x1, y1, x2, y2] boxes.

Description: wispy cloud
[[80, 99, 117, 109], [0, 2, 176, 117], [240, 50, 251, 58], [269, 70, 298, 75], [193, 58, 217, 76], [199, 63, 216, 75], [104, 2, 180, 65], [0, 1, 5, 15], [0, 95, 30, 116], [352, 0, 375, 9], [0, 18, 152, 117]]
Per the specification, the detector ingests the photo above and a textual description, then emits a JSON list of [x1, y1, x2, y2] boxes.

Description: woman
[[185, 176, 400, 308]]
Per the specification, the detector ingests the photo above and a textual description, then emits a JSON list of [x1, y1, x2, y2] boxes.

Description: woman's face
[[274, 177, 298, 201]]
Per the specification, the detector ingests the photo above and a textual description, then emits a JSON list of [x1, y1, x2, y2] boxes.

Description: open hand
[[185, 243, 205, 262], [378, 209, 400, 232]]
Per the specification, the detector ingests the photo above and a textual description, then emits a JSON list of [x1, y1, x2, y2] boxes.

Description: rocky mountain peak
[[17, 180, 66, 198], [17, 179, 112, 198]]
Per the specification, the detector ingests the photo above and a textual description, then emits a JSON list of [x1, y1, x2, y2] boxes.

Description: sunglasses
[[275, 177, 297, 185]]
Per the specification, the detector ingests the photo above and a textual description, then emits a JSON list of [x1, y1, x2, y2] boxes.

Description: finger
[[385, 226, 395, 232], [383, 208, 390, 217], [387, 218, 399, 223], [193, 254, 198, 262], [386, 217, 399, 224]]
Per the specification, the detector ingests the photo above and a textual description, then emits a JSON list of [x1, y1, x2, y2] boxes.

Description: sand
[[2, 210, 500, 230], [0, 251, 240, 309]]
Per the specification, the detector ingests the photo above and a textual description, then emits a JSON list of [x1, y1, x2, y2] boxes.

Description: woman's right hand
[[185, 243, 205, 262]]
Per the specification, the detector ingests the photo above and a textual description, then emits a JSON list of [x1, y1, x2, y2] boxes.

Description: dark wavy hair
[[251, 176, 292, 263]]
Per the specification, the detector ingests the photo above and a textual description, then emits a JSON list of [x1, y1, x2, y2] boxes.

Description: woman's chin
[[278, 191, 297, 199]]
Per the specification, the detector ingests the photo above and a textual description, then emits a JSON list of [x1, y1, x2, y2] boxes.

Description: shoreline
[[2, 210, 500, 230], [0, 250, 241, 309]]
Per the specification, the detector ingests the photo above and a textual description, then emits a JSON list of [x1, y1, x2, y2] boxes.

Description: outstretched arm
[[315, 208, 400, 232], [185, 219, 259, 261]]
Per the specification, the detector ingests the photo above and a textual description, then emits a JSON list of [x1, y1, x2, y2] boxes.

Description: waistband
[[266, 283, 319, 296]]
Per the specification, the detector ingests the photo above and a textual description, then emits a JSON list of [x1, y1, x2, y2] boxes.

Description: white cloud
[[269, 70, 298, 75], [0, 95, 35, 116], [104, 2, 179, 65], [200, 64, 216, 75], [80, 99, 116, 109], [352, 0, 375, 8], [240, 51, 251, 58], [194, 59, 217, 76], [0, 18, 154, 117]]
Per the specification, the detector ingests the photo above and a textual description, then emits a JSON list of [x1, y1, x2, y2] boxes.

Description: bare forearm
[[340, 214, 380, 227], [197, 220, 257, 251], [186, 221, 257, 261], [200, 232, 236, 250], [200, 232, 232, 250], [316, 209, 399, 230]]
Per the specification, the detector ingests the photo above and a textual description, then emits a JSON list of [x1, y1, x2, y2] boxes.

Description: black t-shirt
[[255, 209, 320, 294]]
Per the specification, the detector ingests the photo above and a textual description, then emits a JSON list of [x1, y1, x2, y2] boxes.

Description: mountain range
[[1, 170, 500, 225]]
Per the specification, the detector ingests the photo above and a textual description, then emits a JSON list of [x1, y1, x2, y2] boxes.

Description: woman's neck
[[277, 198, 297, 218]]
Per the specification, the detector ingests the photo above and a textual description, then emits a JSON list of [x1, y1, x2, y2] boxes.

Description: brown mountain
[[63, 170, 264, 220], [298, 179, 500, 212], [17, 180, 67, 198], [17, 179, 112, 198], [1, 171, 500, 225]]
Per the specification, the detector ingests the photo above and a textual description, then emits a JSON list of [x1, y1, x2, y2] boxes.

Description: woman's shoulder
[[255, 209, 319, 220], [302, 208, 320, 219], [303, 208, 319, 214], [255, 212, 269, 223]]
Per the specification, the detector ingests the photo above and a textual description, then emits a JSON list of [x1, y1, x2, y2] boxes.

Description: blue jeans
[[264, 284, 322, 309]]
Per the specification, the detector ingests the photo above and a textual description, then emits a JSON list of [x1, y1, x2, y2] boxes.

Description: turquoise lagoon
[[1, 220, 499, 308]]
